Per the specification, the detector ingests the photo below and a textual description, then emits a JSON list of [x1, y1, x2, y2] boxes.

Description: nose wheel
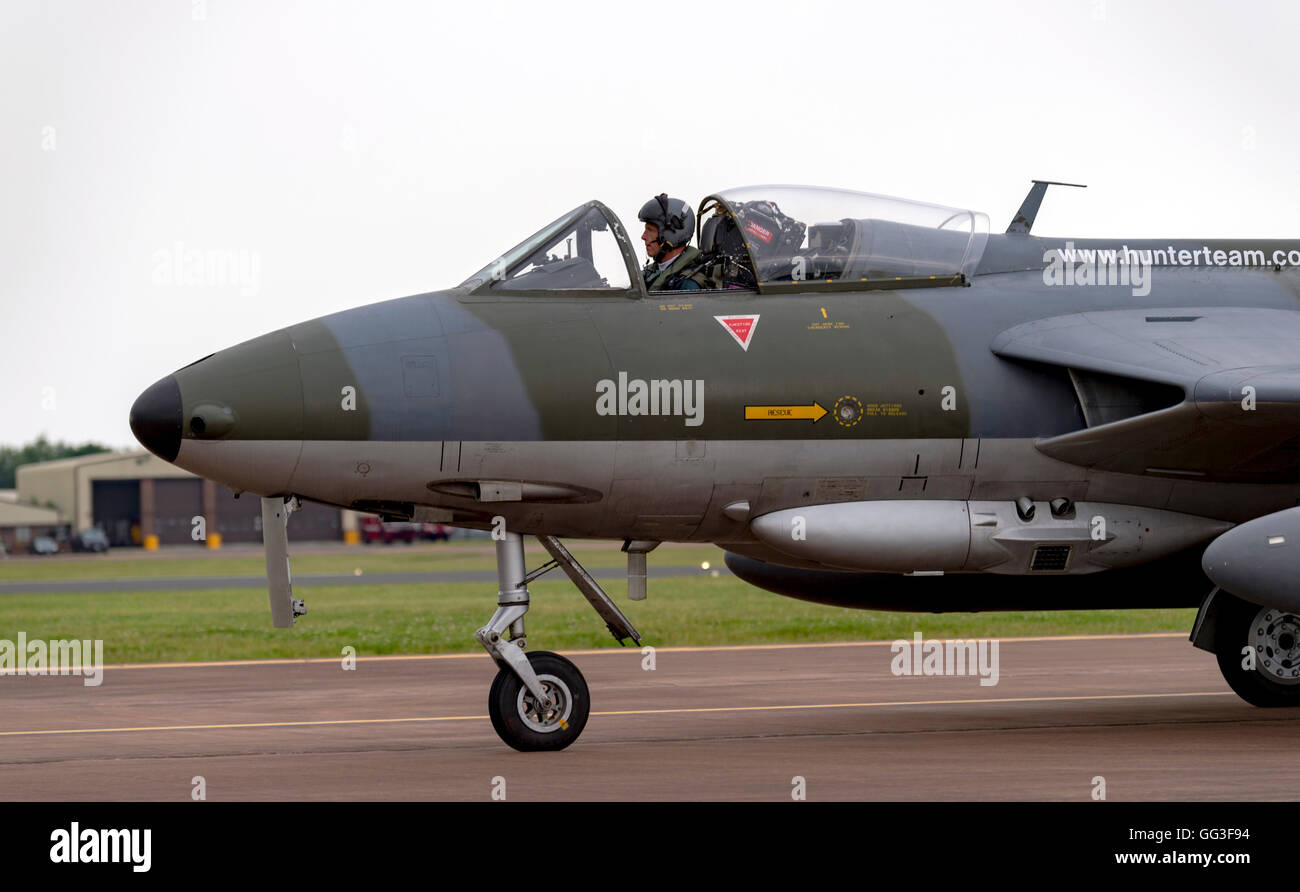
[[488, 650, 590, 751], [476, 532, 637, 750]]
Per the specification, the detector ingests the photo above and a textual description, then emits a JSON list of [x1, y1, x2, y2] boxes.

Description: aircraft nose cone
[[129, 375, 183, 463]]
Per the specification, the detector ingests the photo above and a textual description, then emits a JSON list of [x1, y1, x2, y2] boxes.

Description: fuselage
[[129, 228, 1300, 595]]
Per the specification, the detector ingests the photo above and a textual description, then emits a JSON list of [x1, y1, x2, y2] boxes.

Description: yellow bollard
[[143, 535, 159, 551], [206, 532, 223, 550], [343, 529, 361, 546]]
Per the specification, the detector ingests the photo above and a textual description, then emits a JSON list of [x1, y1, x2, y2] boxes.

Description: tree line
[[0, 436, 112, 489]]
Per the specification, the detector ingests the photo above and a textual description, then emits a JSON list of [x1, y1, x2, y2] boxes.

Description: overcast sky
[[3, 0, 1298, 448]]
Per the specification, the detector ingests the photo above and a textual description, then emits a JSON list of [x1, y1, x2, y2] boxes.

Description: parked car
[[360, 517, 453, 544], [360, 517, 416, 544], [70, 528, 110, 553], [419, 523, 451, 541], [28, 536, 59, 555]]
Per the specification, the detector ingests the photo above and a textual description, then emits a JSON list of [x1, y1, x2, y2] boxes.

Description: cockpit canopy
[[461, 202, 637, 293], [462, 186, 989, 295], [705, 186, 989, 289]]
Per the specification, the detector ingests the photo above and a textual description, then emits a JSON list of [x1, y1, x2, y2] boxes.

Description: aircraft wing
[[991, 307, 1300, 482]]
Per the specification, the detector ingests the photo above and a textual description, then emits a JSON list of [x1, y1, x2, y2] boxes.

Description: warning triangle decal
[[714, 314, 760, 352]]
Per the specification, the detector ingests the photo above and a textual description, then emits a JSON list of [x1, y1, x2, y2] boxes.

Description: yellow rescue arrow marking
[[745, 402, 827, 422]]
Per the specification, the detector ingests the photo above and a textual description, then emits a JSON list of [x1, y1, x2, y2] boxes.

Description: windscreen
[[462, 203, 632, 292]]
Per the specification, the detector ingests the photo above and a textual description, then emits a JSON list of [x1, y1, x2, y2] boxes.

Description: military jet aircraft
[[130, 181, 1300, 751]]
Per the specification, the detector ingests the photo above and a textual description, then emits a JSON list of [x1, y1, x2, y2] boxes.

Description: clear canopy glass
[[461, 203, 632, 292], [461, 187, 990, 295], [710, 185, 989, 286]]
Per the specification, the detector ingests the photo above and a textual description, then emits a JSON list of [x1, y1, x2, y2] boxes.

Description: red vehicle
[[359, 518, 451, 544], [420, 523, 451, 541], [360, 517, 414, 544]]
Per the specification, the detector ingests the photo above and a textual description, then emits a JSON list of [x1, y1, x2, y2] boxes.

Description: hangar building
[[11, 450, 354, 548]]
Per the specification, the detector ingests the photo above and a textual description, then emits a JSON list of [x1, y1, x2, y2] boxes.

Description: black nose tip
[[129, 375, 182, 462]]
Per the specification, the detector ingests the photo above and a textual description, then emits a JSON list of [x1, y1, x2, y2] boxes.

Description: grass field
[[0, 565, 1197, 663], [0, 542, 721, 581]]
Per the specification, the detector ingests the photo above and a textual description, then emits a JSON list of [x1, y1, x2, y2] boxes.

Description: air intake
[[1030, 545, 1072, 571]]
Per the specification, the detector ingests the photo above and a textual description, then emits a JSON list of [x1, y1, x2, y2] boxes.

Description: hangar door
[[153, 478, 204, 545], [92, 480, 140, 546]]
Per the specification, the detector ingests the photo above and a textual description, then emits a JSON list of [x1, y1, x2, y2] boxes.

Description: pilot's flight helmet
[[637, 194, 695, 251]]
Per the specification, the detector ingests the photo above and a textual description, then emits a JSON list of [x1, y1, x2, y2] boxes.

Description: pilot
[[638, 194, 705, 291]]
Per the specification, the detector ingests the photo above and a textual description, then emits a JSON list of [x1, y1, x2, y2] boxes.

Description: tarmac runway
[[1, 634, 1295, 801]]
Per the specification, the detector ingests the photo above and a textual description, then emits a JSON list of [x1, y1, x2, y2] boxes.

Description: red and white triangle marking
[[714, 314, 760, 352]]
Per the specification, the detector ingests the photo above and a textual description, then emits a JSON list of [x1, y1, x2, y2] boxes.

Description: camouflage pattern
[[134, 196, 1300, 551]]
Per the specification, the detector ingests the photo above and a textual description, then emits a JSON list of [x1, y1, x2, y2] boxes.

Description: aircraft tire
[[488, 650, 589, 751], [1215, 593, 1300, 707]]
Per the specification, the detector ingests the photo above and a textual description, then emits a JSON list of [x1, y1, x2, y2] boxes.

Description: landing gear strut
[[476, 533, 640, 751]]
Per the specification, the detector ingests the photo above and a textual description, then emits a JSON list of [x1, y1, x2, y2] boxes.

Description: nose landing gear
[[476, 532, 640, 751]]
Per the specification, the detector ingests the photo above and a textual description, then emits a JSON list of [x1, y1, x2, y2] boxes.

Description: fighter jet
[[130, 181, 1300, 751]]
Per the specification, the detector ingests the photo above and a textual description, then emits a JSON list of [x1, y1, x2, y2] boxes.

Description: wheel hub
[[1250, 607, 1300, 684], [517, 674, 573, 733]]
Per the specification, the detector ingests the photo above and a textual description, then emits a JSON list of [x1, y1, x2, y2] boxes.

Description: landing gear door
[[261, 496, 307, 628]]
